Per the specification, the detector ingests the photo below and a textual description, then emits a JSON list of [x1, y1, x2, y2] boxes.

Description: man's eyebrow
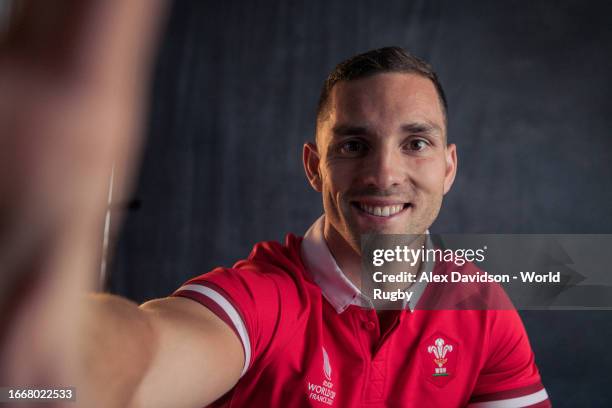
[[401, 122, 443, 136], [331, 124, 370, 136]]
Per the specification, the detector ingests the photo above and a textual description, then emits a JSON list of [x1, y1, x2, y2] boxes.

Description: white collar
[[300, 215, 429, 313]]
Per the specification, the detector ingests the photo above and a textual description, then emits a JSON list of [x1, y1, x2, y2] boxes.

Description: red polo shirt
[[173, 217, 550, 407]]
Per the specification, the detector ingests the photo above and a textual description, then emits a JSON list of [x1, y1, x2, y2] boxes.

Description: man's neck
[[323, 223, 363, 290]]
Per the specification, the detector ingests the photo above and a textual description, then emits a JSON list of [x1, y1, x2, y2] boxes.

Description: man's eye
[[339, 140, 366, 154], [406, 139, 429, 152]]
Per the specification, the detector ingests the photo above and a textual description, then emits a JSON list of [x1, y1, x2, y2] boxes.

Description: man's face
[[304, 73, 457, 253]]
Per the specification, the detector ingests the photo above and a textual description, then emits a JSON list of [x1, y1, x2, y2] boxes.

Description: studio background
[[109, 1, 612, 406]]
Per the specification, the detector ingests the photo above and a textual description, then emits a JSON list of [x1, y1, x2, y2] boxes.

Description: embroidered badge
[[428, 338, 453, 376], [420, 333, 459, 387]]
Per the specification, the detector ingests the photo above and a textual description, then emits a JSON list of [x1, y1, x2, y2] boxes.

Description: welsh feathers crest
[[427, 338, 453, 376], [420, 333, 458, 386]]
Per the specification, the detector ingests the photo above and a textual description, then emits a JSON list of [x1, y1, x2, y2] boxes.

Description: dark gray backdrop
[[110, 1, 612, 406]]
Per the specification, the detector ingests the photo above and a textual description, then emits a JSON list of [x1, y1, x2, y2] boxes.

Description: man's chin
[[349, 217, 414, 236], [349, 218, 427, 237]]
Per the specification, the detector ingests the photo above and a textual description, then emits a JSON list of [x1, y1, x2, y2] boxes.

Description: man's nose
[[361, 148, 404, 190]]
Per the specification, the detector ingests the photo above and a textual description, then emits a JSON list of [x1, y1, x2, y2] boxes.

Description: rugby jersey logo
[[420, 333, 459, 387], [427, 338, 453, 376], [306, 346, 336, 405]]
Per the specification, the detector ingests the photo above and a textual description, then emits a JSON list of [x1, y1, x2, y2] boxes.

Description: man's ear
[[443, 143, 457, 195], [303, 142, 322, 192]]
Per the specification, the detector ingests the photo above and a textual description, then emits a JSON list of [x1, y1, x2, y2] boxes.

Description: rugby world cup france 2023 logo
[[306, 347, 336, 405], [421, 333, 459, 387]]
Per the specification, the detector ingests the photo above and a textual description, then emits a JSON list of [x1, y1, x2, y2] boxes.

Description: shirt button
[[365, 321, 376, 331]]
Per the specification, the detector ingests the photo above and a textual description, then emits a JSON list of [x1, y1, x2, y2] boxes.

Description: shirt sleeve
[[171, 262, 304, 378], [467, 310, 551, 408]]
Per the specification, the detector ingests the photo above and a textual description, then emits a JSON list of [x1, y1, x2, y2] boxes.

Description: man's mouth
[[352, 202, 412, 217]]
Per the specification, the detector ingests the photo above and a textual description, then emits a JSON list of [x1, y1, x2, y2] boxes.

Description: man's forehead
[[324, 72, 445, 134]]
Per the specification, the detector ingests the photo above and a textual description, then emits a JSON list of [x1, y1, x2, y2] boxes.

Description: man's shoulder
[[196, 233, 316, 294], [179, 233, 315, 297], [233, 233, 306, 274]]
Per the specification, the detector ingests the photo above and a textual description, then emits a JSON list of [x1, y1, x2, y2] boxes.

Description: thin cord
[[99, 164, 115, 290]]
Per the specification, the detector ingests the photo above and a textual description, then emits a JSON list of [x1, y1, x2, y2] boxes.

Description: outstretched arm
[[81, 295, 244, 408], [0, 1, 243, 406]]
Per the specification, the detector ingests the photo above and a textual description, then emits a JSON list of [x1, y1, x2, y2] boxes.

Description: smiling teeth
[[359, 203, 404, 217]]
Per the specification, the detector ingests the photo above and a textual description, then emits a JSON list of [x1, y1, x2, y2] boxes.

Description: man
[[164, 48, 550, 407], [0, 2, 549, 407]]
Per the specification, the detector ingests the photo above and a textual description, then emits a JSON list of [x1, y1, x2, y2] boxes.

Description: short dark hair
[[316, 46, 448, 127]]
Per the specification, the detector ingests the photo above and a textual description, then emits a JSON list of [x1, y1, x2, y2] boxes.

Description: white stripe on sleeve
[[178, 284, 251, 377], [467, 388, 549, 408]]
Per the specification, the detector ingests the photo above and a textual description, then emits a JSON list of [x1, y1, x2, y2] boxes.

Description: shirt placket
[[353, 309, 387, 405]]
